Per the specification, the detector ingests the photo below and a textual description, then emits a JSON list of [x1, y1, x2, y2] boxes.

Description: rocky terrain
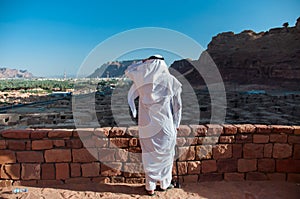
[[170, 17, 300, 90], [88, 60, 141, 78], [0, 68, 33, 78]]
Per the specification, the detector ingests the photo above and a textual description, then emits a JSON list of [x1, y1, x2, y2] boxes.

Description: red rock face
[[170, 20, 300, 90]]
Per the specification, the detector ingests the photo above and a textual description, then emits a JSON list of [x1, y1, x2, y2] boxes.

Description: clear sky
[[0, 0, 299, 77]]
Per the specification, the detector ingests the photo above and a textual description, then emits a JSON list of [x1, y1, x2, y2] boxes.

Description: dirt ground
[[1, 181, 299, 199]]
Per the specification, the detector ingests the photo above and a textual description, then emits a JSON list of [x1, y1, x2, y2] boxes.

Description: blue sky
[[0, 0, 299, 77]]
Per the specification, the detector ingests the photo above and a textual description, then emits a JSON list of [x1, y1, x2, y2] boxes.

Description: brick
[[129, 138, 139, 147], [110, 138, 129, 148], [1, 129, 31, 139], [0, 164, 20, 179], [198, 137, 219, 144], [246, 172, 268, 180], [190, 125, 207, 136], [81, 137, 95, 148], [32, 140, 53, 150], [183, 175, 198, 183], [243, 143, 263, 158], [232, 144, 242, 158], [236, 134, 252, 143], [123, 163, 144, 177], [70, 163, 81, 177], [213, 144, 232, 159], [125, 178, 144, 184], [222, 124, 237, 135], [238, 159, 257, 172], [177, 125, 191, 137], [178, 146, 195, 161], [65, 177, 92, 184], [254, 124, 272, 133], [195, 145, 212, 160], [41, 164, 55, 180], [115, 149, 128, 162], [16, 151, 44, 163], [177, 162, 187, 175], [258, 159, 275, 172], [94, 127, 110, 137], [94, 137, 109, 148], [0, 140, 6, 149], [48, 129, 73, 138], [253, 135, 269, 143], [128, 151, 142, 162], [7, 140, 26, 150], [98, 148, 115, 162], [288, 135, 300, 144], [100, 162, 122, 176], [287, 174, 300, 183], [201, 160, 217, 173], [293, 126, 300, 135], [270, 134, 287, 143], [217, 159, 237, 172], [219, 136, 235, 143], [294, 144, 300, 159], [53, 140, 65, 147], [176, 137, 186, 146], [267, 173, 286, 181], [72, 148, 98, 162], [56, 163, 69, 180], [199, 173, 222, 182], [205, 124, 223, 136], [109, 127, 126, 137], [187, 161, 201, 174], [31, 130, 48, 139], [224, 173, 244, 181], [45, 149, 71, 162], [264, 143, 273, 158], [276, 159, 300, 172], [234, 124, 256, 133], [18, 180, 37, 186], [65, 139, 82, 148], [271, 125, 294, 134], [73, 128, 94, 138], [273, 143, 292, 158], [127, 126, 138, 137], [81, 162, 100, 177], [186, 137, 198, 145], [21, 163, 40, 180], [0, 150, 16, 164]]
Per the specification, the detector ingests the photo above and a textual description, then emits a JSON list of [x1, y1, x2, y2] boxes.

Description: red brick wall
[[0, 124, 299, 187]]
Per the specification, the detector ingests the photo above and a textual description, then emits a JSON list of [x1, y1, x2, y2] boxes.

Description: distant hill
[[88, 60, 141, 78], [0, 68, 33, 78]]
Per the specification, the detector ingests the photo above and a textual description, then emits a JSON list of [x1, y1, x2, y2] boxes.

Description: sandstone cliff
[[170, 17, 300, 90]]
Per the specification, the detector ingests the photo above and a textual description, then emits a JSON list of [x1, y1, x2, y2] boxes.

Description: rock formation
[[170, 17, 300, 90], [0, 68, 33, 78]]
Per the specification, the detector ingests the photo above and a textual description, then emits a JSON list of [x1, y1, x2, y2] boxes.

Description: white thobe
[[125, 59, 182, 190]]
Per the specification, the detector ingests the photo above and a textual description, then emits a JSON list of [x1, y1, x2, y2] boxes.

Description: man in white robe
[[125, 55, 182, 195]]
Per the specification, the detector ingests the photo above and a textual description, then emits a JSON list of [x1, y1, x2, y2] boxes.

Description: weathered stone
[[190, 125, 207, 136], [100, 162, 122, 176], [21, 163, 40, 180], [219, 136, 235, 143], [273, 143, 292, 158], [234, 124, 256, 133], [45, 149, 71, 162], [222, 124, 237, 135], [205, 124, 223, 136], [177, 162, 187, 175], [41, 164, 55, 180], [243, 143, 264, 158], [0, 164, 20, 179], [98, 148, 116, 162], [271, 125, 294, 134], [238, 159, 257, 172], [213, 144, 232, 159], [254, 124, 272, 133], [32, 140, 53, 150], [56, 163, 69, 180], [195, 145, 212, 160], [177, 125, 191, 137], [115, 149, 128, 162], [123, 163, 144, 177], [0, 150, 16, 164], [201, 160, 217, 173], [110, 138, 129, 148], [109, 127, 126, 137], [236, 134, 252, 143], [178, 146, 195, 161], [81, 162, 100, 177], [16, 151, 44, 163], [94, 127, 110, 137], [187, 161, 201, 174]]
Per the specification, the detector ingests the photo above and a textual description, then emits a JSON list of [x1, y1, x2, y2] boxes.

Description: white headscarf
[[125, 55, 182, 118]]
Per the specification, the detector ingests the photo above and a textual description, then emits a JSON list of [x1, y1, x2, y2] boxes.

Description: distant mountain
[[0, 68, 34, 78], [88, 60, 141, 78]]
